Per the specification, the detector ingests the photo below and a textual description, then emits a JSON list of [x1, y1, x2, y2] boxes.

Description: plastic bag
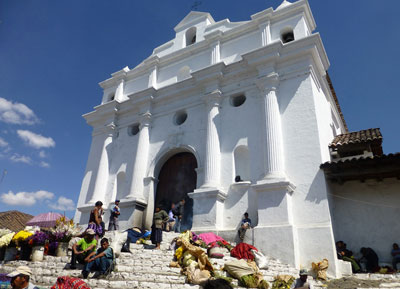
[[251, 249, 269, 269]]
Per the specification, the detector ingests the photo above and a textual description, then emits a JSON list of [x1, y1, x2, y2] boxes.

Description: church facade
[[75, 0, 349, 276]]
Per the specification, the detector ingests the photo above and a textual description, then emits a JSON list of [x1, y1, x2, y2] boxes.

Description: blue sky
[[0, 0, 399, 219]]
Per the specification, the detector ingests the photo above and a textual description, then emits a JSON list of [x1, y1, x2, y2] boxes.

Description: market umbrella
[[26, 212, 68, 228]]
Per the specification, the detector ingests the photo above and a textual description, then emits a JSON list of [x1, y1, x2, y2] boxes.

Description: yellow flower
[[12, 230, 33, 245]]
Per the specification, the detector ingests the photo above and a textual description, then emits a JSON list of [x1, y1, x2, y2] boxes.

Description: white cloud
[[0, 97, 39, 125], [39, 161, 50, 168], [49, 196, 75, 211], [0, 137, 8, 148], [39, 151, 47, 158], [0, 190, 54, 206], [17, 130, 55, 149], [10, 153, 32, 164], [0, 137, 11, 154]]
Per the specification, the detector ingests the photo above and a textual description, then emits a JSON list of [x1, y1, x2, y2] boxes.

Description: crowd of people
[[336, 241, 400, 273]]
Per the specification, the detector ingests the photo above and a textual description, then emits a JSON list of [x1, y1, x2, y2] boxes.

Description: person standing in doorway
[[108, 199, 120, 231], [173, 199, 185, 233], [151, 205, 169, 249], [165, 203, 176, 232]]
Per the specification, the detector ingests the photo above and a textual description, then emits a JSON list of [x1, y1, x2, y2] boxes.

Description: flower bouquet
[[0, 229, 12, 238], [28, 231, 48, 261], [49, 216, 81, 243], [11, 230, 33, 247], [27, 231, 49, 246], [0, 231, 15, 260], [0, 231, 14, 248], [49, 216, 81, 257], [12, 230, 34, 260]]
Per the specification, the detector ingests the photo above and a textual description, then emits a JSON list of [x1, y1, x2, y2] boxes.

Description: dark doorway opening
[[155, 152, 197, 231]]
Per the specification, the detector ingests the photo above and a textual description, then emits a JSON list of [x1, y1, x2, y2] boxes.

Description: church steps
[[2, 231, 399, 288]]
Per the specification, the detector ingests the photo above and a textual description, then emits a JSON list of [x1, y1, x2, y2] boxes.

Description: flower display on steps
[[0, 232, 15, 247], [49, 216, 81, 243]]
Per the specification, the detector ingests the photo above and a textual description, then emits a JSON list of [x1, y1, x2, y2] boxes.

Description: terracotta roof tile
[[321, 152, 400, 168], [0, 210, 33, 232], [330, 128, 382, 147], [320, 153, 400, 183]]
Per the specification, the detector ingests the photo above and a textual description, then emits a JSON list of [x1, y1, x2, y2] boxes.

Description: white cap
[[7, 266, 32, 277]]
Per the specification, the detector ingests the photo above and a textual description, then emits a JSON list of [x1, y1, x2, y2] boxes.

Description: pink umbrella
[[26, 212, 69, 228]]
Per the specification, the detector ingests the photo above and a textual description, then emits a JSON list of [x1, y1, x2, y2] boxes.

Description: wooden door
[[155, 152, 197, 230]]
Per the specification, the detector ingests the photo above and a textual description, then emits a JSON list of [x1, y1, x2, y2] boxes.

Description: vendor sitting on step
[[291, 269, 310, 289], [336, 241, 361, 273], [391, 243, 400, 271], [238, 212, 251, 241], [82, 237, 114, 279], [70, 228, 97, 269]]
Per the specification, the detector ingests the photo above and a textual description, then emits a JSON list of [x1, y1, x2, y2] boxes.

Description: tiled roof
[[320, 153, 400, 183], [321, 152, 400, 168], [0, 210, 33, 232], [330, 128, 382, 147]]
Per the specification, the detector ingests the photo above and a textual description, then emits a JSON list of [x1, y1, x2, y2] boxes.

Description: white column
[[211, 41, 220, 64], [115, 79, 125, 102], [89, 124, 115, 204], [256, 73, 286, 179], [148, 65, 158, 89], [259, 21, 271, 46], [201, 90, 222, 188], [126, 112, 152, 199]]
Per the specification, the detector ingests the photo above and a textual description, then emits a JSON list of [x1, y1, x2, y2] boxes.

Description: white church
[[74, 0, 400, 276]]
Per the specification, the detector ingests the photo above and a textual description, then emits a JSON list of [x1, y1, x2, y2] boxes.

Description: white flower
[[0, 229, 12, 238]]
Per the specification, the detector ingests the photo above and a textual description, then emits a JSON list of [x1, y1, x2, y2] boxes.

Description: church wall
[[279, 72, 338, 274], [108, 125, 139, 201], [328, 178, 400, 265], [219, 87, 263, 229], [147, 100, 205, 180], [124, 74, 149, 96], [157, 51, 210, 88], [220, 31, 261, 65], [311, 75, 335, 163]]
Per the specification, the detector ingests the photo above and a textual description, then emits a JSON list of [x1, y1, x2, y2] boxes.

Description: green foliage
[[239, 274, 269, 289], [271, 276, 295, 289]]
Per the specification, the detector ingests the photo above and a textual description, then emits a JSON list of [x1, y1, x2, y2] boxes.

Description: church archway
[[155, 152, 197, 231]]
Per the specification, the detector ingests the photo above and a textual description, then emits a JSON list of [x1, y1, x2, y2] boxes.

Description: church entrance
[[155, 152, 197, 231]]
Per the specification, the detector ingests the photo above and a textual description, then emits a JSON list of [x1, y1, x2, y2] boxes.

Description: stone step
[[0, 231, 336, 289]]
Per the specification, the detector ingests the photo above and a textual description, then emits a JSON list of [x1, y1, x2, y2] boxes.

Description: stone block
[[109, 281, 127, 288]]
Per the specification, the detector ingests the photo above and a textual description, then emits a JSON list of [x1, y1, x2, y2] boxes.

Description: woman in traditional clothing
[[150, 205, 169, 249], [87, 201, 104, 239]]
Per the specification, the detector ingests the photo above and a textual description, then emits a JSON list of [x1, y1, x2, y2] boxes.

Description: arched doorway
[[155, 152, 197, 231]]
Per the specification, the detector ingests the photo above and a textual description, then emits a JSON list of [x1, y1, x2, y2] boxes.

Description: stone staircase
[[1, 232, 400, 289]]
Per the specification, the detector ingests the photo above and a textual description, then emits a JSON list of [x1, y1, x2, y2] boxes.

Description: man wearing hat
[[291, 269, 310, 289], [108, 199, 120, 231], [70, 228, 97, 269], [7, 266, 39, 289]]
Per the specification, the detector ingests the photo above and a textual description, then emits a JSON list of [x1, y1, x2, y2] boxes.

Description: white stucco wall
[[328, 178, 400, 264]]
